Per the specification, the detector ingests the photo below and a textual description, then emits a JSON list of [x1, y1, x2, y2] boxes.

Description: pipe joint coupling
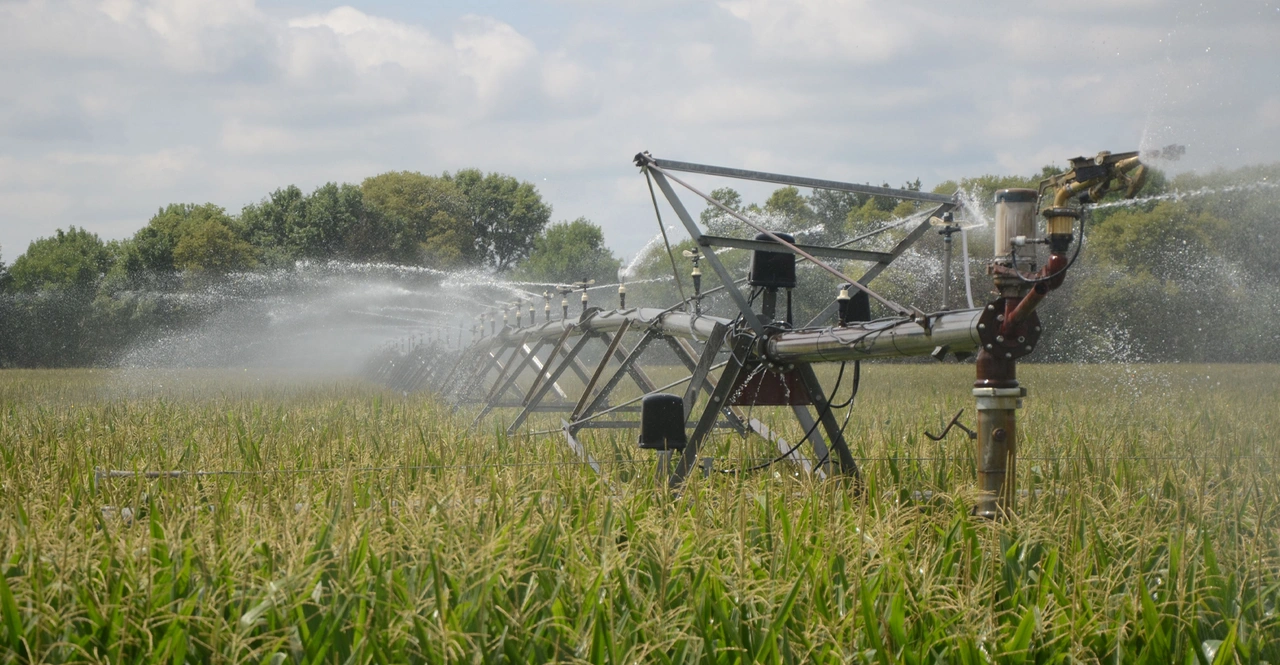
[[973, 386, 1026, 411]]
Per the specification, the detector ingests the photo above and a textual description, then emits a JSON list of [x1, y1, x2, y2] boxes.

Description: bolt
[[987, 304, 995, 311], [996, 314, 1005, 322], [1026, 346, 1033, 351], [996, 335, 1005, 343], [1017, 336, 1026, 343], [985, 344, 993, 350], [978, 323, 986, 330], [1035, 326, 1041, 332], [1005, 352, 1012, 359]]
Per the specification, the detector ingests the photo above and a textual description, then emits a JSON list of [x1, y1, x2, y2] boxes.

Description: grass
[[1, 364, 1278, 663]]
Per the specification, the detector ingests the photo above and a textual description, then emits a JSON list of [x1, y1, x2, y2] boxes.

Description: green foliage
[[516, 218, 622, 286], [241, 185, 307, 265], [699, 187, 748, 238], [808, 189, 862, 231], [254, 182, 371, 263], [6, 227, 112, 292], [447, 169, 552, 270], [173, 214, 257, 275], [931, 167, 1061, 203], [763, 186, 814, 227], [360, 171, 471, 266], [846, 198, 895, 232], [124, 203, 253, 276], [1089, 202, 1226, 278], [298, 183, 364, 259]]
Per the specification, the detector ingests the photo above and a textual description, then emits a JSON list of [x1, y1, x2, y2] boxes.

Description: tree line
[[0, 169, 621, 367]]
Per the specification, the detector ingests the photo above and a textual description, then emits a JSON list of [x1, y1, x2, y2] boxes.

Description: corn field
[[1, 364, 1278, 663]]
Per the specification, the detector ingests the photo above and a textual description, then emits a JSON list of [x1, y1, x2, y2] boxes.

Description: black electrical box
[[638, 393, 686, 451], [748, 232, 797, 289]]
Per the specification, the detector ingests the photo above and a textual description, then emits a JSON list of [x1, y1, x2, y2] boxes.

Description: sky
[[1, 0, 1278, 265]]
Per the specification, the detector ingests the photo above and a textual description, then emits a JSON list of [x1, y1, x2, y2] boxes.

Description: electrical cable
[[810, 360, 862, 470], [721, 360, 859, 474]]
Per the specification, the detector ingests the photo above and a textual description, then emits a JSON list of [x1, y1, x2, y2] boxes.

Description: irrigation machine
[[368, 150, 1148, 518]]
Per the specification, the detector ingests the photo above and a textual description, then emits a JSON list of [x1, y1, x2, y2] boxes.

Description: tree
[[7, 227, 113, 292], [446, 169, 551, 271], [763, 186, 814, 229], [294, 183, 364, 260], [173, 216, 257, 274], [846, 198, 894, 231], [809, 189, 861, 236], [240, 186, 307, 267], [360, 171, 471, 266], [699, 187, 750, 238], [123, 204, 254, 276], [1090, 202, 1225, 280], [516, 218, 622, 286]]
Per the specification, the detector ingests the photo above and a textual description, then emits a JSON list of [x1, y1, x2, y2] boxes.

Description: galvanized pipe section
[[765, 309, 983, 363], [973, 386, 1023, 519]]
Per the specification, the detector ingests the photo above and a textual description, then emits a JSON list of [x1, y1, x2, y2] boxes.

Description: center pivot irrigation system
[[368, 149, 1147, 517]]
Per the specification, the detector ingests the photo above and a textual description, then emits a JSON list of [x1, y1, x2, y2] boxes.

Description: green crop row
[[1, 365, 1277, 663]]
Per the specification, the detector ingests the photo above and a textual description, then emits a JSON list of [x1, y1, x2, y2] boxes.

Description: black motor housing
[[638, 393, 686, 451], [748, 232, 797, 289]]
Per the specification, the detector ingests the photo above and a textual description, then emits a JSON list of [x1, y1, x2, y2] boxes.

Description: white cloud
[[718, 0, 916, 63], [287, 7, 450, 77]]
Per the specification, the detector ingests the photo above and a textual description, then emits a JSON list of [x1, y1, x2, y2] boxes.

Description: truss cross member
[[571, 320, 634, 422], [570, 329, 661, 435], [524, 327, 575, 403], [805, 202, 956, 328], [561, 420, 603, 475], [471, 335, 541, 427], [482, 333, 533, 403], [506, 332, 596, 435], [675, 324, 728, 420]]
